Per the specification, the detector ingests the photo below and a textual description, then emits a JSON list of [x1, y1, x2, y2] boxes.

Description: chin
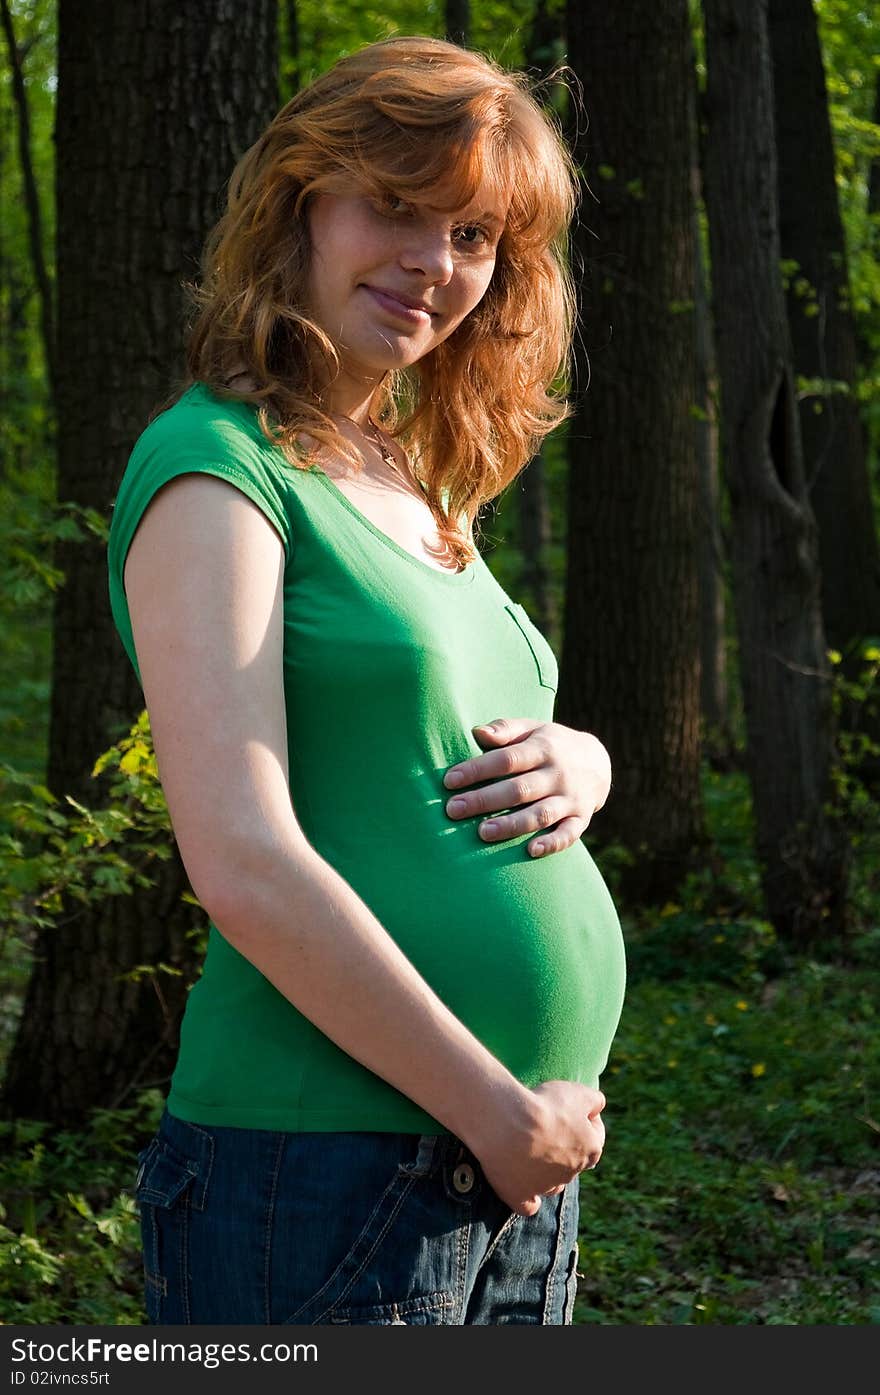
[[344, 340, 433, 375]]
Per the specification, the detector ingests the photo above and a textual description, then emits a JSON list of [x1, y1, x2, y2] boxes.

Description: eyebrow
[[453, 209, 505, 227], [422, 198, 505, 225]]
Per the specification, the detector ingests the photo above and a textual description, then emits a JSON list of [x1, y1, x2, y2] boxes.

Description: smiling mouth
[[362, 286, 435, 321]]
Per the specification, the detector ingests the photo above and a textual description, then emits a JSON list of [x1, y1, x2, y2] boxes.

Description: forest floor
[[0, 763, 877, 1325]]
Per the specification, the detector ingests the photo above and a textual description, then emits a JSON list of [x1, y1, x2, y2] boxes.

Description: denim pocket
[[326, 1291, 456, 1325], [504, 602, 558, 691], [134, 1133, 209, 1324]]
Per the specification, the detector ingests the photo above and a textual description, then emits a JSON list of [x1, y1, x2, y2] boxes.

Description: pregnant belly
[[322, 831, 627, 1089]]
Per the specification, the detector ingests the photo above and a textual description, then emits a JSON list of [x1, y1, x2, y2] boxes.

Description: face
[[304, 179, 507, 401]]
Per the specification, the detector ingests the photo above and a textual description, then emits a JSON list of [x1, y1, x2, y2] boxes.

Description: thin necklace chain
[[364, 417, 402, 472], [338, 412, 420, 491]]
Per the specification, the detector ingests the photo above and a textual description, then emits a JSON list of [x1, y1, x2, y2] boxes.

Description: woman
[[107, 35, 626, 1326]]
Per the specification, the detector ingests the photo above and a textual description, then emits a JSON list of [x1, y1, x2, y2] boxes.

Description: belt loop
[[400, 1133, 439, 1177]]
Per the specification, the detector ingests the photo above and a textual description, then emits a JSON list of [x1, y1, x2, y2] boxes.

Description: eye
[[452, 223, 493, 250], [374, 190, 413, 217]]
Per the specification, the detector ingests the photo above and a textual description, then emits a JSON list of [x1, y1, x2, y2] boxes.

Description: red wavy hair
[[179, 35, 579, 570]]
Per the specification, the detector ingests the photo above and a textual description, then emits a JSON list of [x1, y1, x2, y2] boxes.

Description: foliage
[[0, 711, 192, 1071], [0, 1100, 157, 1325]]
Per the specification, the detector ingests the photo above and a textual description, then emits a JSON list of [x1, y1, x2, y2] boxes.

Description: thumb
[[515, 1196, 543, 1217]]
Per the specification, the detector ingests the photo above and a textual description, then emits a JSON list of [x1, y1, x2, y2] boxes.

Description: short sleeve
[[107, 385, 294, 685]]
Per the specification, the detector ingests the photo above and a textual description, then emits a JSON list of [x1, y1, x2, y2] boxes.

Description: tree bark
[[695, 156, 734, 767], [768, 0, 880, 780], [692, 36, 734, 768], [701, 0, 850, 945], [0, 0, 278, 1127], [563, 0, 706, 904]]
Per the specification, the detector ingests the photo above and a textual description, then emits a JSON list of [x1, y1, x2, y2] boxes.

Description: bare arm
[[123, 473, 604, 1212]]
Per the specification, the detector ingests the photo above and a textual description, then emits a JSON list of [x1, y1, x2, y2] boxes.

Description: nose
[[399, 228, 454, 285]]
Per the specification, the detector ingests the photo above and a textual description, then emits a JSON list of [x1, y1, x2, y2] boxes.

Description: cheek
[[450, 263, 497, 325]]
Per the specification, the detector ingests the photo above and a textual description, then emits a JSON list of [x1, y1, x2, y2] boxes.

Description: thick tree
[[701, 0, 850, 944], [768, 0, 880, 777], [0, 0, 278, 1126], [562, 0, 706, 903]]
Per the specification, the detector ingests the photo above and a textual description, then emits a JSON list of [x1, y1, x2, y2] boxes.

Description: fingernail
[[445, 770, 465, 788], [481, 821, 499, 838], [530, 843, 545, 857], [447, 798, 468, 816]]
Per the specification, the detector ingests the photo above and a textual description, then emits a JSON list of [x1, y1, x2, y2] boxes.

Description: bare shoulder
[[124, 472, 302, 918]]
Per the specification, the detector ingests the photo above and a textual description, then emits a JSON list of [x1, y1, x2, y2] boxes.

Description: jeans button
[[452, 1162, 475, 1194]]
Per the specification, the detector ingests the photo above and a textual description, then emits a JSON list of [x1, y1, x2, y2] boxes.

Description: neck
[[318, 372, 386, 431]]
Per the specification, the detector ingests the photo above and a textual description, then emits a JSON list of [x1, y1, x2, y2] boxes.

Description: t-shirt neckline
[[190, 380, 479, 587]]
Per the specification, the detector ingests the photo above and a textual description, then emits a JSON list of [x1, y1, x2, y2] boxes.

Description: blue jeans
[[134, 1105, 581, 1325]]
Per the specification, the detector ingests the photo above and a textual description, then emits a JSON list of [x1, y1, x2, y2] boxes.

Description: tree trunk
[[0, 0, 57, 407], [0, 0, 278, 1128], [701, 0, 850, 946], [445, 0, 470, 49], [518, 450, 557, 638], [869, 72, 880, 223], [281, 0, 301, 100], [694, 100, 735, 769], [516, 0, 566, 639], [768, 0, 880, 782], [563, 0, 706, 904]]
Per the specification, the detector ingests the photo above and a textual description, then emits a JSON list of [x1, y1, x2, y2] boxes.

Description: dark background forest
[[0, 0, 878, 1326]]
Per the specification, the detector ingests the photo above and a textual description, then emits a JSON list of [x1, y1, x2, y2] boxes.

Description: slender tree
[[0, 0, 56, 405], [0, 0, 278, 1127], [768, 0, 880, 781], [692, 28, 734, 766], [281, 0, 302, 100], [563, 0, 706, 903], [518, 0, 566, 639], [445, 0, 470, 49], [701, 0, 849, 944], [694, 161, 733, 764]]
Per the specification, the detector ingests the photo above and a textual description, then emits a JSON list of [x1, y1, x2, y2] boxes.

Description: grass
[[570, 764, 880, 1325], [574, 966, 879, 1324]]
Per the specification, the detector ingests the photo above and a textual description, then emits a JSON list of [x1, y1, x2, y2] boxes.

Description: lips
[[362, 285, 436, 319]]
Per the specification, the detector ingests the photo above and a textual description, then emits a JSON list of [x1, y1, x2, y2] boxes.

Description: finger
[[446, 772, 561, 827], [526, 815, 590, 859], [513, 1196, 542, 1217], [443, 734, 542, 792], [478, 796, 575, 845]]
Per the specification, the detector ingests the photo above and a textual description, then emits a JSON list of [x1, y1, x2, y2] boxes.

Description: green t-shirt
[[107, 382, 626, 1133]]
